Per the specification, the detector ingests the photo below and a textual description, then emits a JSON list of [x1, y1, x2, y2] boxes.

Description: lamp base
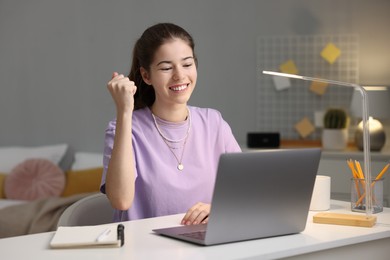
[[313, 212, 377, 227], [355, 118, 386, 151]]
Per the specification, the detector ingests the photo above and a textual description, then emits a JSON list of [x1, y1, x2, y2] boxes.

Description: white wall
[[1, 0, 389, 152]]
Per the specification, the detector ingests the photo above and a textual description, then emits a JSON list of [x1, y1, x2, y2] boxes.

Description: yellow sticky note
[[294, 117, 315, 138], [279, 60, 299, 75], [310, 81, 328, 96], [321, 43, 341, 64]]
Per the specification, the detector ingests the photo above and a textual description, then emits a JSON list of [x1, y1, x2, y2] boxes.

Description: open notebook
[[50, 224, 124, 249]]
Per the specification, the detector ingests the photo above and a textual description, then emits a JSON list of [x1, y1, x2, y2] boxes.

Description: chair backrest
[[57, 193, 114, 227]]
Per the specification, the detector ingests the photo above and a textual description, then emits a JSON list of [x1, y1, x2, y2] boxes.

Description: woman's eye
[[160, 67, 172, 71], [183, 63, 193, 68]]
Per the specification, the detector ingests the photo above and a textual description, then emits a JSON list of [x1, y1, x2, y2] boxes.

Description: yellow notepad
[[50, 224, 124, 249]]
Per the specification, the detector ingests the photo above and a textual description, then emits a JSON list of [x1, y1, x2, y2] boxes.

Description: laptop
[[153, 148, 321, 246]]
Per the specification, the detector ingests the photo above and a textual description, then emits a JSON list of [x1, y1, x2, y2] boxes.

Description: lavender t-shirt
[[100, 106, 241, 221]]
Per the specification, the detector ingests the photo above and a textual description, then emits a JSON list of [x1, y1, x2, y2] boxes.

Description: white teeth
[[170, 85, 187, 91]]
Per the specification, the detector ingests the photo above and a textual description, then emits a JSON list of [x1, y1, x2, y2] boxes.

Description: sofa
[[0, 144, 105, 238]]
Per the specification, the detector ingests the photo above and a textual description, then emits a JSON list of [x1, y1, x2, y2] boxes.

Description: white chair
[[57, 193, 114, 227]]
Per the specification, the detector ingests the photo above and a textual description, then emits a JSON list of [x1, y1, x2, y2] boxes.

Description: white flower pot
[[321, 128, 348, 150]]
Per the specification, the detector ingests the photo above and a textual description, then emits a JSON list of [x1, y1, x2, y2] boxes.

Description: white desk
[[1, 200, 390, 260]]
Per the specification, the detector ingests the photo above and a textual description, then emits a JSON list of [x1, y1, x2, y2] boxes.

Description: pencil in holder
[[351, 178, 384, 214]]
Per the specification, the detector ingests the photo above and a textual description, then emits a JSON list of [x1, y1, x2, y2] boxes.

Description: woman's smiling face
[[141, 38, 197, 108]]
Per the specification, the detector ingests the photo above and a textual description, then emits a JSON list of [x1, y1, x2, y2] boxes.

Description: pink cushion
[[4, 159, 65, 200]]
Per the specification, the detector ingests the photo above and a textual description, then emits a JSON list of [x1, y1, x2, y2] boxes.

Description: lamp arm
[[262, 71, 373, 217], [353, 85, 372, 217]]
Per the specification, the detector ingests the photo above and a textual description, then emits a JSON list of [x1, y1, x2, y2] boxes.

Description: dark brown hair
[[128, 23, 197, 110]]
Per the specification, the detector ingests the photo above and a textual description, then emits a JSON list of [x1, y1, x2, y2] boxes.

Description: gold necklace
[[152, 108, 191, 171]]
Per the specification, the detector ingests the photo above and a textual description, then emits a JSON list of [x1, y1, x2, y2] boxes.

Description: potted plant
[[321, 108, 349, 150]]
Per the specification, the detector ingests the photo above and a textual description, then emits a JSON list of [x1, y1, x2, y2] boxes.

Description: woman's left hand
[[181, 202, 211, 225]]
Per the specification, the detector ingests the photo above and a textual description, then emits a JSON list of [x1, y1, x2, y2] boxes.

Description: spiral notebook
[[50, 224, 124, 249]]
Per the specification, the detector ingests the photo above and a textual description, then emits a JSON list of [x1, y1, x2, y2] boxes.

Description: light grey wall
[[1, 0, 389, 152]]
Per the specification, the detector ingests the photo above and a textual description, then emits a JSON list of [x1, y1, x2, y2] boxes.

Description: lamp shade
[[350, 86, 390, 119]]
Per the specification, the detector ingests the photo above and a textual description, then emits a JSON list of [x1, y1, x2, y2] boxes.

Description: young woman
[[101, 23, 241, 225]]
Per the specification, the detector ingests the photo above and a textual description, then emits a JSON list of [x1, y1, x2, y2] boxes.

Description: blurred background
[[1, 0, 389, 152]]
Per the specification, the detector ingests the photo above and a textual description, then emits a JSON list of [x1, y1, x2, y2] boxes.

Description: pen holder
[[351, 178, 384, 214]]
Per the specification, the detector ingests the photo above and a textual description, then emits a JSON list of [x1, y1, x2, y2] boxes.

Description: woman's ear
[[140, 67, 151, 85]]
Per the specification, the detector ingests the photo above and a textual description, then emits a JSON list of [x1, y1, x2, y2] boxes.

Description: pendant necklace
[[152, 108, 191, 171]]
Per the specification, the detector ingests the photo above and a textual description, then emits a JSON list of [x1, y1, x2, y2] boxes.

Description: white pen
[[96, 228, 111, 242]]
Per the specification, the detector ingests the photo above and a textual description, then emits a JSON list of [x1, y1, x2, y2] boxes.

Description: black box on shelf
[[247, 132, 280, 148]]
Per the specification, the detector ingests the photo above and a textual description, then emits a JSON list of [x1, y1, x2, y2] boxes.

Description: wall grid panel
[[256, 34, 359, 140]]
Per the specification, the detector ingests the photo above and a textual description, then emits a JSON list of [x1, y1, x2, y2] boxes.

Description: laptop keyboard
[[179, 230, 206, 240]]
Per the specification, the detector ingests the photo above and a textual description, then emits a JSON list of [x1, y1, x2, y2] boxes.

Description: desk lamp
[[262, 71, 375, 225], [350, 86, 390, 151]]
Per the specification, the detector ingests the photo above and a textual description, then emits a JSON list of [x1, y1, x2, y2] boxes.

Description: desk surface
[[1, 200, 390, 260]]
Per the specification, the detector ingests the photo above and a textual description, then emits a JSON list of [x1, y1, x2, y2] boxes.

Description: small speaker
[[247, 132, 280, 148]]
